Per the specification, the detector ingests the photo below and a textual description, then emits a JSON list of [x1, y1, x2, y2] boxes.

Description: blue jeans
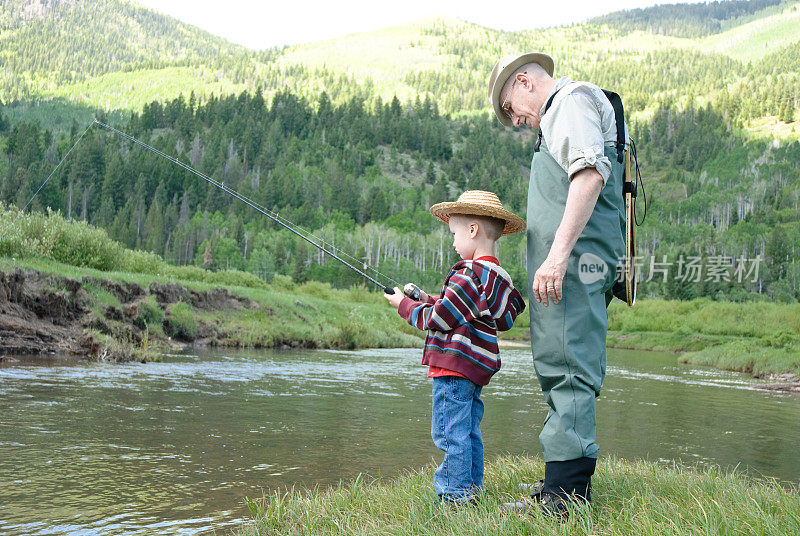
[[431, 376, 484, 501]]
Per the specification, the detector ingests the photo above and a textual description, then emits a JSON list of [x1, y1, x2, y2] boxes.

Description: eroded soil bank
[[0, 268, 258, 362]]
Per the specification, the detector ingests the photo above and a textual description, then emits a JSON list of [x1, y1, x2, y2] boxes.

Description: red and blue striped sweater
[[397, 259, 526, 386]]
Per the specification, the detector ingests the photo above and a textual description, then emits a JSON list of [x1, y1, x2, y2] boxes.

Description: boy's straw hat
[[430, 190, 525, 236]]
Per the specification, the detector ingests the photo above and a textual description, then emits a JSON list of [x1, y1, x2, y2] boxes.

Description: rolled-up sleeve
[[541, 92, 612, 184]]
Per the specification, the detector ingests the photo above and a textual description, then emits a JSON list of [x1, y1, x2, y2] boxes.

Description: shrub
[[206, 269, 266, 289], [121, 249, 167, 274], [331, 309, 365, 349], [299, 280, 337, 300], [47, 214, 123, 271], [161, 265, 267, 289], [269, 274, 296, 291]]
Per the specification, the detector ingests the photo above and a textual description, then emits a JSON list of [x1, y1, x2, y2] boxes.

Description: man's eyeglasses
[[500, 73, 523, 120]]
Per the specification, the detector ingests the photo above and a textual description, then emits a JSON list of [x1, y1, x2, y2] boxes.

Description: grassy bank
[[5, 249, 800, 377], [0, 204, 425, 360], [607, 299, 800, 377], [503, 298, 800, 378], [237, 455, 800, 536]]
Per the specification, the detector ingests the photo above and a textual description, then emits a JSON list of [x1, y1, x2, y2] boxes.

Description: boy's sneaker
[[439, 493, 480, 507]]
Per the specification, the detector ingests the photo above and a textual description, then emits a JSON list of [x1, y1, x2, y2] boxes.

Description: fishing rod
[[26, 119, 400, 294]]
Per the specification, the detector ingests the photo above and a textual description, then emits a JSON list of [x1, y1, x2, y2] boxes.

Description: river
[[1, 347, 798, 535]]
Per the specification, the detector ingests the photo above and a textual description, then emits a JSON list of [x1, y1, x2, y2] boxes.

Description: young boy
[[384, 190, 526, 504]]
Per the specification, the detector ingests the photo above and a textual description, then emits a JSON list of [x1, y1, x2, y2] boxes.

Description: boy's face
[[449, 216, 477, 260]]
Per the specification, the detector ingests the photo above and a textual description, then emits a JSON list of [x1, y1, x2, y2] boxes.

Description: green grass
[[607, 299, 800, 376], [745, 115, 800, 142], [5, 249, 800, 377], [39, 66, 249, 113], [237, 455, 800, 536]]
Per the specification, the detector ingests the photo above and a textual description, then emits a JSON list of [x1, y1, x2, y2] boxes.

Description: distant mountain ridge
[[0, 0, 264, 101], [1, 0, 798, 122], [589, 0, 786, 37]]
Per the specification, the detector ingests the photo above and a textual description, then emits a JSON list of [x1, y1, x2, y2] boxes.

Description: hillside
[[589, 0, 786, 37], [0, 0, 266, 103], [1, 0, 798, 121], [1, 0, 799, 305]]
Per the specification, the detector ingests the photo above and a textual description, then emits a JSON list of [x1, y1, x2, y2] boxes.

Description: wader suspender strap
[[533, 90, 560, 153]]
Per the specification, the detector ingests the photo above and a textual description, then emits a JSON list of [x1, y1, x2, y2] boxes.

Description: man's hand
[[533, 167, 604, 307], [384, 287, 404, 309], [533, 254, 568, 306]]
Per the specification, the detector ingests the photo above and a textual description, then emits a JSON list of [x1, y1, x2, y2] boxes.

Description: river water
[[1, 347, 798, 535]]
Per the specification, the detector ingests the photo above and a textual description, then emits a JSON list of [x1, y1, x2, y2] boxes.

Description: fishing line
[[21, 121, 95, 212], [93, 120, 400, 293], [95, 121, 401, 289], [25, 118, 401, 293]]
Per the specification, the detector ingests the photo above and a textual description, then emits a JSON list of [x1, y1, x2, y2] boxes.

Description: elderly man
[[487, 53, 626, 514]]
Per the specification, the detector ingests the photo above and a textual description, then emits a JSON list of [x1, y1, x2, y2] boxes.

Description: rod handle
[[384, 286, 395, 295]]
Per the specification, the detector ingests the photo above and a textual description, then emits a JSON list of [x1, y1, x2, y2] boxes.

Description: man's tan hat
[[430, 190, 525, 236], [487, 52, 554, 127]]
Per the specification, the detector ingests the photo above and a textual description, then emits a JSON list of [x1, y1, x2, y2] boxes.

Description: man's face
[[500, 73, 541, 129]]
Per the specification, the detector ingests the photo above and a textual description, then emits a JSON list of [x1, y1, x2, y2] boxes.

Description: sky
[[135, 0, 699, 50]]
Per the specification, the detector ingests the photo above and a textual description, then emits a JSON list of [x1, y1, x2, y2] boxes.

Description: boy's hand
[[418, 290, 430, 302], [384, 287, 404, 309]]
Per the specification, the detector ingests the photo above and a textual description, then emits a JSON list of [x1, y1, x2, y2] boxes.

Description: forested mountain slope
[[0, 0, 270, 102], [2, 0, 798, 120], [589, 0, 785, 37], [1, 0, 799, 302]]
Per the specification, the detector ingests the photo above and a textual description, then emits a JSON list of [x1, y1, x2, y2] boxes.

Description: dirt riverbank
[[0, 268, 256, 362]]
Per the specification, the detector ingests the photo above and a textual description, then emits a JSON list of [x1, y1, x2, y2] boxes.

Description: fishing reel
[[403, 283, 422, 301], [382, 283, 422, 299]]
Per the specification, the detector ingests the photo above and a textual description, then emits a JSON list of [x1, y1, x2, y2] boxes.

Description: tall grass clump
[[134, 295, 164, 331], [164, 302, 198, 341]]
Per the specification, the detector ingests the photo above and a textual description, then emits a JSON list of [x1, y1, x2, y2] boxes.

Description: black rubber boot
[[542, 457, 596, 502]]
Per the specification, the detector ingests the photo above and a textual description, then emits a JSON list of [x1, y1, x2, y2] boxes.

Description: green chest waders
[[526, 138, 625, 463]]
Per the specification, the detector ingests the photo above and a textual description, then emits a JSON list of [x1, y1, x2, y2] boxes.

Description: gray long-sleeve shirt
[[539, 76, 629, 185]]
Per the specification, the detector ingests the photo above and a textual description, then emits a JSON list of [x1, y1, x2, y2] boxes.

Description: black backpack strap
[[533, 89, 560, 153], [602, 89, 626, 163]]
